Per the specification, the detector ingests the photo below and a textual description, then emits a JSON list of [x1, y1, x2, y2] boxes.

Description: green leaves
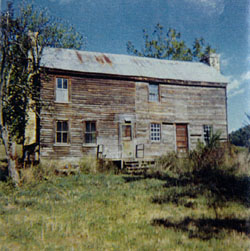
[[127, 23, 216, 62], [0, 1, 84, 142]]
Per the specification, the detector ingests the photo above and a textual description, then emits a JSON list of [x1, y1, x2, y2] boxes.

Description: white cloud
[[226, 70, 250, 98], [241, 71, 250, 81], [227, 79, 240, 93], [228, 88, 244, 98], [185, 0, 225, 15]]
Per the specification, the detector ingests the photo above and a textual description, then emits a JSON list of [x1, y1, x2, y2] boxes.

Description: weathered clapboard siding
[[40, 71, 227, 160], [40, 72, 136, 160], [36, 49, 228, 162], [135, 82, 227, 157]]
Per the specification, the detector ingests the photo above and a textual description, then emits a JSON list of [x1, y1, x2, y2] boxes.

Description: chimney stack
[[201, 53, 221, 72], [208, 53, 220, 72]]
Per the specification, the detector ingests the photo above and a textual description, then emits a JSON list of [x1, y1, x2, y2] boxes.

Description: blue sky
[[4, 0, 250, 132]]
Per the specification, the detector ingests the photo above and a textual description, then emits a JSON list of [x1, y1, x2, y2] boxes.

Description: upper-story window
[[203, 125, 213, 145], [56, 78, 69, 102], [149, 83, 159, 102]]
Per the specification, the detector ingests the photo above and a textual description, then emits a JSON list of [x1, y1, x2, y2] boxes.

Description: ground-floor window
[[56, 120, 69, 143], [85, 121, 96, 144], [203, 125, 213, 145], [150, 123, 161, 142]]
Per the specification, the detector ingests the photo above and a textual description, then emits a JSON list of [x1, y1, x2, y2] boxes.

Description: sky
[[2, 0, 250, 132]]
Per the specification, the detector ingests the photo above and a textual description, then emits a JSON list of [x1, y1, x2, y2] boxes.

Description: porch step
[[124, 160, 155, 174]]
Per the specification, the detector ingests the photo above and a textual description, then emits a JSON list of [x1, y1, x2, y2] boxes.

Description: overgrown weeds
[[151, 132, 250, 220]]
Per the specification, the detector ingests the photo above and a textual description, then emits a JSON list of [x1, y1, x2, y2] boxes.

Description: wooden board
[[176, 124, 188, 153]]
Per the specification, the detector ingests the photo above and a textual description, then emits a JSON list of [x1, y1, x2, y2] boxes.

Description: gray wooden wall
[[40, 71, 227, 161]]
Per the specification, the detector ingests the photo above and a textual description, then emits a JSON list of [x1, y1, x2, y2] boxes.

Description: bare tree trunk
[[8, 141, 19, 185], [1, 126, 19, 186]]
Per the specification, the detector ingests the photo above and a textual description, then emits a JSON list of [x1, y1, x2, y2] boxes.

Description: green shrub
[[155, 152, 190, 175], [19, 161, 58, 185], [152, 131, 249, 219], [78, 155, 98, 174]]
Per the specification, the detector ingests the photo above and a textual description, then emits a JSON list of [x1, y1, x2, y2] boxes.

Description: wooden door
[[121, 123, 134, 159], [176, 124, 188, 153]]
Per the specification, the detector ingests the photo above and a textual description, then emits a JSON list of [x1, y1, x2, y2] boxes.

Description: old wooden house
[[27, 47, 228, 164]]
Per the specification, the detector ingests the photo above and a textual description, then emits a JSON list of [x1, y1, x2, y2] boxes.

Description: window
[[85, 121, 96, 144], [150, 123, 161, 142], [203, 125, 213, 145], [149, 83, 159, 102], [56, 121, 69, 143], [122, 124, 132, 141], [56, 78, 68, 102]]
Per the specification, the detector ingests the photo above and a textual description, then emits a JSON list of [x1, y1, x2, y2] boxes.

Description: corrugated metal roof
[[41, 47, 228, 83]]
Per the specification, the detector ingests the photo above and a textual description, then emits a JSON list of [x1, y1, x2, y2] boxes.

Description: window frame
[[150, 123, 161, 143], [148, 83, 160, 102], [55, 120, 70, 145], [121, 123, 132, 141], [84, 121, 97, 144], [55, 77, 69, 103], [203, 125, 213, 145]]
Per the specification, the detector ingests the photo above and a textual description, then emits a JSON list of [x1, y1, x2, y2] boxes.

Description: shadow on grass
[[152, 217, 250, 240], [123, 172, 178, 183], [124, 168, 250, 208], [124, 168, 250, 239]]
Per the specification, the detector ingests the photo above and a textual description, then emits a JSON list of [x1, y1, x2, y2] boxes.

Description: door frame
[[175, 123, 189, 153]]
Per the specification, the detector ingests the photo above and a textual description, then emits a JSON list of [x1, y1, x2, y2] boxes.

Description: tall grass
[[0, 140, 249, 249], [0, 173, 249, 250]]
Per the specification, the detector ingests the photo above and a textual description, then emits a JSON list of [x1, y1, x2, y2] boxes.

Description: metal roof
[[41, 47, 228, 83]]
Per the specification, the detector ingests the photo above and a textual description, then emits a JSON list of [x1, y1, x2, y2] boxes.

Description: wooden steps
[[124, 160, 155, 174]]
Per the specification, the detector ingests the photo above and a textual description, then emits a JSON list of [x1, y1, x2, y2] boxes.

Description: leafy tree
[[229, 125, 250, 148], [0, 1, 83, 185], [127, 23, 215, 62]]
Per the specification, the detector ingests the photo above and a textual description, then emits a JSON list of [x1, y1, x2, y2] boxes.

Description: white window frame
[[149, 83, 159, 102], [55, 78, 69, 103], [203, 125, 213, 145], [150, 123, 161, 142]]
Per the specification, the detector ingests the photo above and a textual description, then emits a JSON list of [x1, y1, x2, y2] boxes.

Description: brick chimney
[[201, 53, 221, 72]]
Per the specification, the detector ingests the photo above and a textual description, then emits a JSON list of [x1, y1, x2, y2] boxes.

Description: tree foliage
[[229, 125, 250, 148], [0, 1, 84, 184], [127, 23, 215, 61]]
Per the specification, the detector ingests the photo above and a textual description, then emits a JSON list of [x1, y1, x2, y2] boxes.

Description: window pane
[[63, 79, 68, 89], [56, 78, 69, 102], [86, 122, 91, 132], [92, 133, 96, 143], [57, 121, 62, 131], [63, 121, 68, 131], [149, 84, 159, 102], [63, 133, 68, 143], [85, 133, 91, 143], [150, 123, 160, 142], [85, 122, 96, 143], [57, 132, 61, 143], [91, 122, 96, 131], [203, 125, 212, 144], [57, 78, 62, 88]]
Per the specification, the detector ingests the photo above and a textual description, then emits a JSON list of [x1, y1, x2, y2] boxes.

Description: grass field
[[0, 171, 249, 250]]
